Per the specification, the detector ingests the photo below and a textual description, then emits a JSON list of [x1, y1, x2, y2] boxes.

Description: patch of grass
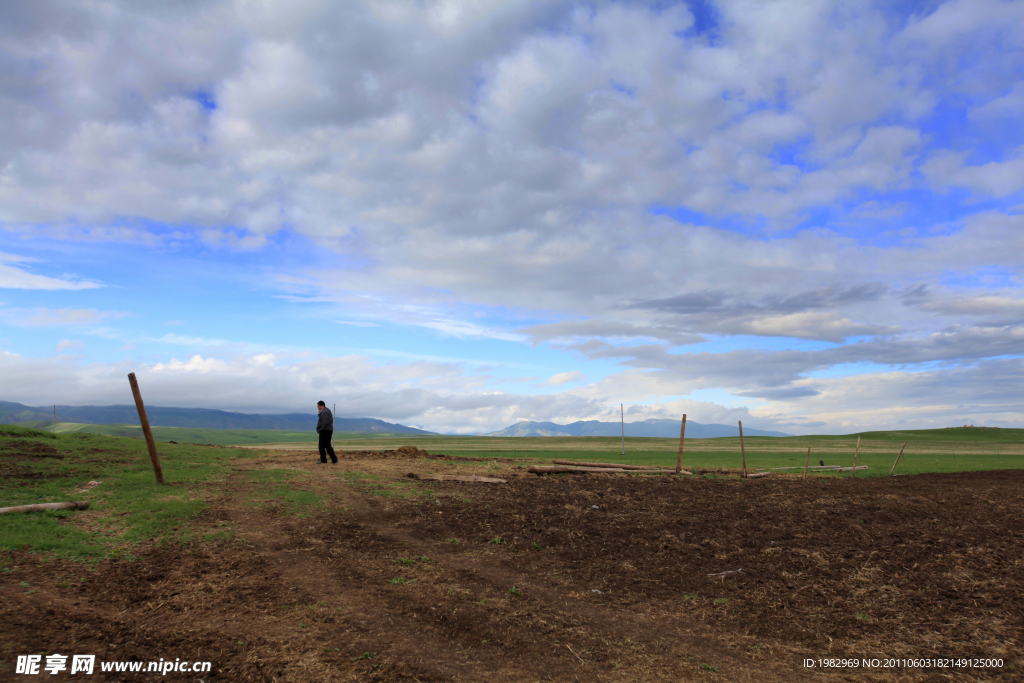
[[0, 430, 256, 559], [247, 468, 300, 484], [389, 576, 414, 585], [488, 536, 505, 545], [397, 558, 417, 565], [700, 663, 720, 672], [682, 592, 698, 600], [350, 652, 378, 661], [269, 486, 324, 516], [855, 611, 873, 623], [446, 538, 461, 544], [509, 585, 522, 596], [713, 598, 729, 605]]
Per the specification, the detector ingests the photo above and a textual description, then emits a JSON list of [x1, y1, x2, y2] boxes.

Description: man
[[315, 400, 338, 464]]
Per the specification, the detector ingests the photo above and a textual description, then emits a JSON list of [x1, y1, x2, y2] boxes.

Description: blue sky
[[1, 0, 1023, 434]]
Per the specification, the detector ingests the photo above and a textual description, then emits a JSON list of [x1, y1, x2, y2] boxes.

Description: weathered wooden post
[[620, 403, 625, 457], [676, 414, 687, 475], [127, 372, 165, 484], [852, 436, 861, 476], [889, 442, 907, 477], [803, 446, 811, 478], [738, 421, 747, 478]]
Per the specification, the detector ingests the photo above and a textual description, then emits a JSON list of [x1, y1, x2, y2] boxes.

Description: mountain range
[[0, 401, 435, 434], [485, 419, 790, 438]]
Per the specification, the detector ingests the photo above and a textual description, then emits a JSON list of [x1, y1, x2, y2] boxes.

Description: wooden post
[[676, 414, 687, 475], [803, 446, 811, 478], [127, 372, 165, 484], [889, 442, 906, 477], [852, 436, 860, 476], [620, 403, 625, 457], [738, 421, 747, 478]]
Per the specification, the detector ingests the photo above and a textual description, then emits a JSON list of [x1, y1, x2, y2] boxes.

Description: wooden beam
[[552, 460, 662, 470], [406, 473, 506, 484], [528, 465, 684, 475], [0, 501, 89, 514]]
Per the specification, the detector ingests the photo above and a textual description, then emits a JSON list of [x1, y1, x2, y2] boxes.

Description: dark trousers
[[318, 430, 337, 463]]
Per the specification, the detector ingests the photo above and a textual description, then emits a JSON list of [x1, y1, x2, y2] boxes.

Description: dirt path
[[2, 453, 1021, 681]]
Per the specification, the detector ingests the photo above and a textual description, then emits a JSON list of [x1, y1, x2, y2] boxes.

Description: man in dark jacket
[[315, 401, 338, 464]]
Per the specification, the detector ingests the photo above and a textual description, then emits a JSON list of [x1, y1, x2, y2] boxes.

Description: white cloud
[[1, 0, 1023, 432], [0, 307, 124, 326], [922, 146, 1024, 198], [56, 339, 84, 352], [537, 370, 584, 387], [336, 320, 381, 327], [0, 253, 101, 290]]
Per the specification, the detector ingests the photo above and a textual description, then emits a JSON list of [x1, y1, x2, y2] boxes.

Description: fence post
[[676, 414, 686, 475], [739, 421, 747, 478], [852, 436, 861, 476], [127, 372, 165, 484], [889, 442, 907, 477]]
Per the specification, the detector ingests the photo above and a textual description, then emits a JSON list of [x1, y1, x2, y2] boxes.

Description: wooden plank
[[406, 473, 506, 484], [0, 501, 89, 514], [552, 460, 661, 470], [529, 466, 684, 475]]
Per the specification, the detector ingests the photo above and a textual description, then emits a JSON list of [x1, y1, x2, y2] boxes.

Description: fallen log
[[552, 459, 662, 470], [0, 501, 90, 515], [745, 472, 771, 478], [529, 465, 686, 475], [836, 466, 870, 472], [530, 465, 627, 474], [406, 473, 506, 484], [769, 465, 844, 470]]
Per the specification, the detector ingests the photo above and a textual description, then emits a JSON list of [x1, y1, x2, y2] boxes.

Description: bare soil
[[1, 451, 1021, 682]]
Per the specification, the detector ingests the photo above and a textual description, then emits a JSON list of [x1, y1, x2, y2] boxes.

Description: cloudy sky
[[2, 0, 1023, 434]]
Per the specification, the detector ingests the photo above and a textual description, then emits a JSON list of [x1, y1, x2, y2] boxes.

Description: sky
[[1, 0, 1023, 435]]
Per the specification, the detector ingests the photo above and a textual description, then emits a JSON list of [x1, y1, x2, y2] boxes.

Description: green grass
[[0, 426, 257, 559], [210, 427, 1023, 477], [341, 470, 435, 499]]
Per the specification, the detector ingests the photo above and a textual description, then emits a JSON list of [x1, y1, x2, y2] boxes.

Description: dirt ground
[[2, 450, 1021, 682]]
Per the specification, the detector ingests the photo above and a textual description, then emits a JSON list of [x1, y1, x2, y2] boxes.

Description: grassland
[[7, 421, 1023, 479], [0, 425, 335, 559], [255, 426, 1024, 477]]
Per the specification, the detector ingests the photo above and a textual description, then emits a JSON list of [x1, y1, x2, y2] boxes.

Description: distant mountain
[[485, 418, 790, 438], [0, 401, 434, 434]]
